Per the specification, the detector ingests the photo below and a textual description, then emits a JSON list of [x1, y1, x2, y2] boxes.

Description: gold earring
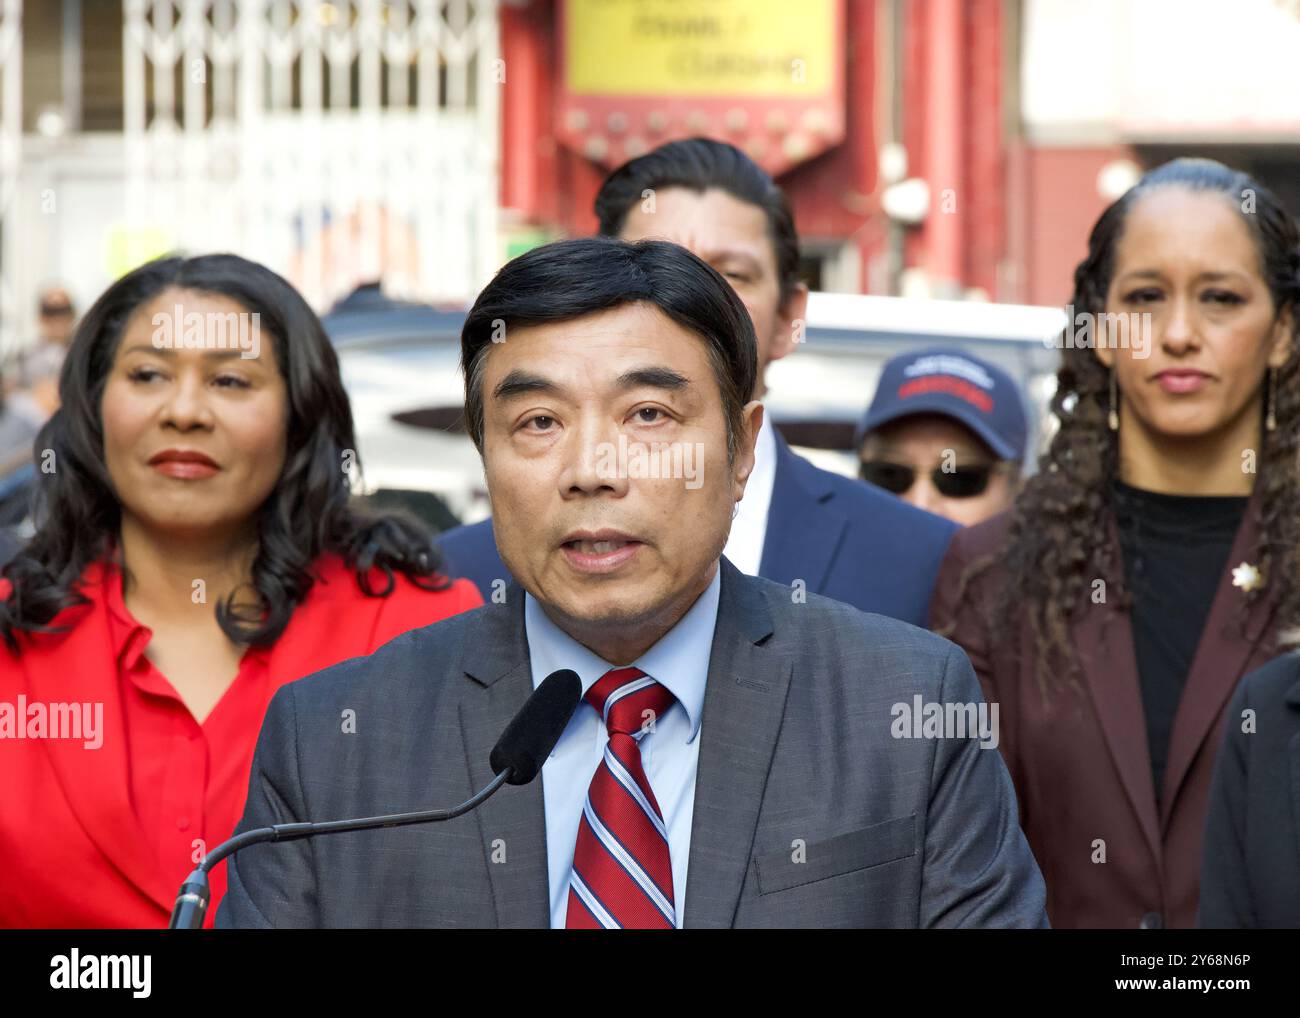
[[1266, 367, 1277, 432], [1108, 371, 1119, 432]]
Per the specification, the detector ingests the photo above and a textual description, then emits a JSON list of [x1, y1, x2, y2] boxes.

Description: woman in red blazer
[[931, 158, 1300, 928], [0, 254, 481, 928]]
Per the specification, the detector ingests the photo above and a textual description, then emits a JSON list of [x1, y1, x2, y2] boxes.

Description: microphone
[[169, 668, 582, 929], [491, 668, 584, 784]]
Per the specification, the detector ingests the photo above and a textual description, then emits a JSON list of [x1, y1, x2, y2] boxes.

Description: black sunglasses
[[859, 459, 1001, 499]]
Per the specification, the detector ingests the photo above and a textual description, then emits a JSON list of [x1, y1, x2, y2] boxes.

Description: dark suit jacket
[[217, 558, 1046, 928], [931, 495, 1280, 928], [1198, 652, 1300, 927], [437, 431, 956, 626]]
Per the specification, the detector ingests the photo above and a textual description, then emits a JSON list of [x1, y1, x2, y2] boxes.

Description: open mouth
[[565, 539, 635, 554], [560, 536, 644, 573]]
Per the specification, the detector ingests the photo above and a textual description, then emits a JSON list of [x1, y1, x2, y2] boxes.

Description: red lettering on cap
[[898, 376, 994, 413]]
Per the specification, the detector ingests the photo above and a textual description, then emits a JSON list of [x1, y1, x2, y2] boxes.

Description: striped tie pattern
[[565, 667, 677, 929]]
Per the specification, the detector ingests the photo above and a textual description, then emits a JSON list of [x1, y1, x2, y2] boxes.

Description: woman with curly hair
[[0, 254, 481, 928], [931, 158, 1298, 929]]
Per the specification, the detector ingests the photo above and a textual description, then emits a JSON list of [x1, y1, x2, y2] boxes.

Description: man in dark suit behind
[[1199, 653, 1300, 927], [438, 139, 955, 625], [218, 238, 1045, 928]]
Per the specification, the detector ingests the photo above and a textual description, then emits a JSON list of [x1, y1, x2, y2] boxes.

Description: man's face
[[618, 186, 807, 399], [481, 302, 761, 660], [858, 414, 1017, 528]]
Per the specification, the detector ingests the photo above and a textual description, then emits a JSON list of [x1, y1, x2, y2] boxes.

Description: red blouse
[[0, 554, 481, 928]]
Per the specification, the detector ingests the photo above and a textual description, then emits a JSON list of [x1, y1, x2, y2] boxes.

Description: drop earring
[[1266, 366, 1277, 432], [1108, 370, 1119, 432]]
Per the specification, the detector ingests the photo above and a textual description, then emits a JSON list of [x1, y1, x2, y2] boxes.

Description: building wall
[[1017, 0, 1300, 307], [1021, 145, 1130, 308], [500, 0, 1014, 299]]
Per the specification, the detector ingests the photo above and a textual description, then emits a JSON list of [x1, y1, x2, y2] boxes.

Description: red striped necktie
[[565, 666, 678, 929]]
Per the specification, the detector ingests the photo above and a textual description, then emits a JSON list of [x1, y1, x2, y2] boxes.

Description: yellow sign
[[106, 225, 173, 280], [565, 0, 835, 97]]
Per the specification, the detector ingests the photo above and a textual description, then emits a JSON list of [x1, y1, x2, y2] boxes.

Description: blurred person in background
[[0, 289, 78, 569], [0, 374, 41, 565], [856, 347, 1026, 527], [0, 369, 41, 483], [931, 158, 1299, 928], [5, 287, 79, 428], [440, 138, 956, 625], [0, 254, 481, 928]]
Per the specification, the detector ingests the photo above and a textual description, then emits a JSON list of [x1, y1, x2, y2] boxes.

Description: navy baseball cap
[[855, 347, 1028, 462]]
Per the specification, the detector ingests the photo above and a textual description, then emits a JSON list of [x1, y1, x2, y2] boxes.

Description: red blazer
[[0, 555, 481, 928], [930, 493, 1279, 928]]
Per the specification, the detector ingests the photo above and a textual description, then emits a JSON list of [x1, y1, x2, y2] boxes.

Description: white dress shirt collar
[[722, 407, 777, 575]]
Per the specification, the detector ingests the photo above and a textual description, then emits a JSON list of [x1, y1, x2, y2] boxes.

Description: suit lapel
[[1075, 515, 1163, 868], [758, 431, 846, 593], [1160, 491, 1276, 823], [25, 566, 177, 913], [683, 560, 792, 928], [459, 588, 550, 928]]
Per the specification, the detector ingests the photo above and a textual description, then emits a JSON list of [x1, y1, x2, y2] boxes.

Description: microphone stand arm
[[169, 769, 513, 929]]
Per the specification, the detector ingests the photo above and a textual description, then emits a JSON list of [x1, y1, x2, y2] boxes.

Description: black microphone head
[[490, 669, 583, 785]]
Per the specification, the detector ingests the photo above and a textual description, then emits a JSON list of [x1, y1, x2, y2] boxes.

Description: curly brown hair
[[945, 158, 1300, 696]]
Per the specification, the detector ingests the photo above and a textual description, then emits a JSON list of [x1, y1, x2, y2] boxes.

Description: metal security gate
[[122, 0, 499, 309]]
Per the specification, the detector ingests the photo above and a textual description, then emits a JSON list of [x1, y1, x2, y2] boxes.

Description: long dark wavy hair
[[944, 158, 1300, 695], [0, 253, 451, 653]]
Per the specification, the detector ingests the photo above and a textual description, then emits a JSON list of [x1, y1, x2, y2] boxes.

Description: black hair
[[0, 252, 451, 653], [461, 237, 757, 461], [593, 137, 802, 304]]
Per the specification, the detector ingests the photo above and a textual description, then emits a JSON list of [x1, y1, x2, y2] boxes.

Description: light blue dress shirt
[[524, 566, 721, 929]]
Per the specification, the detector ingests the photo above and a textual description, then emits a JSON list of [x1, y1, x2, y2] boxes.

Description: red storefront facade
[[496, 0, 1052, 303]]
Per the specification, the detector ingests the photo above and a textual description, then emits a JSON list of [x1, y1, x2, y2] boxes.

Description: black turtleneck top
[[1111, 479, 1249, 802]]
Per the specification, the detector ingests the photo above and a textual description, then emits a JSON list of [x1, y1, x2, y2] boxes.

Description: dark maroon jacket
[[930, 492, 1279, 929]]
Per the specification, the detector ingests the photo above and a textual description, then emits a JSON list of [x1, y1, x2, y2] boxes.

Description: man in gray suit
[[218, 238, 1047, 929]]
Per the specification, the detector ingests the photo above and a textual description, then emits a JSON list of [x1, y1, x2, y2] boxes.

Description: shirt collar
[[523, 565, 722, 742], [98, 558, 153, 672], [97, 552, 268, 674]]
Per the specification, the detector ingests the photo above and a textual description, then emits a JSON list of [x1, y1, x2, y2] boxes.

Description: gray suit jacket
[[216, 558, 1047, 928]]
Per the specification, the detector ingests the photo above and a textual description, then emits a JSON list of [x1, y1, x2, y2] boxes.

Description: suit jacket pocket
[[753, 814, 917, 895]]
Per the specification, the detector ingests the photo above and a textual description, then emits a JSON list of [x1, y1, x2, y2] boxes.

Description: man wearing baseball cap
[[856, 347, 1029, 528]]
